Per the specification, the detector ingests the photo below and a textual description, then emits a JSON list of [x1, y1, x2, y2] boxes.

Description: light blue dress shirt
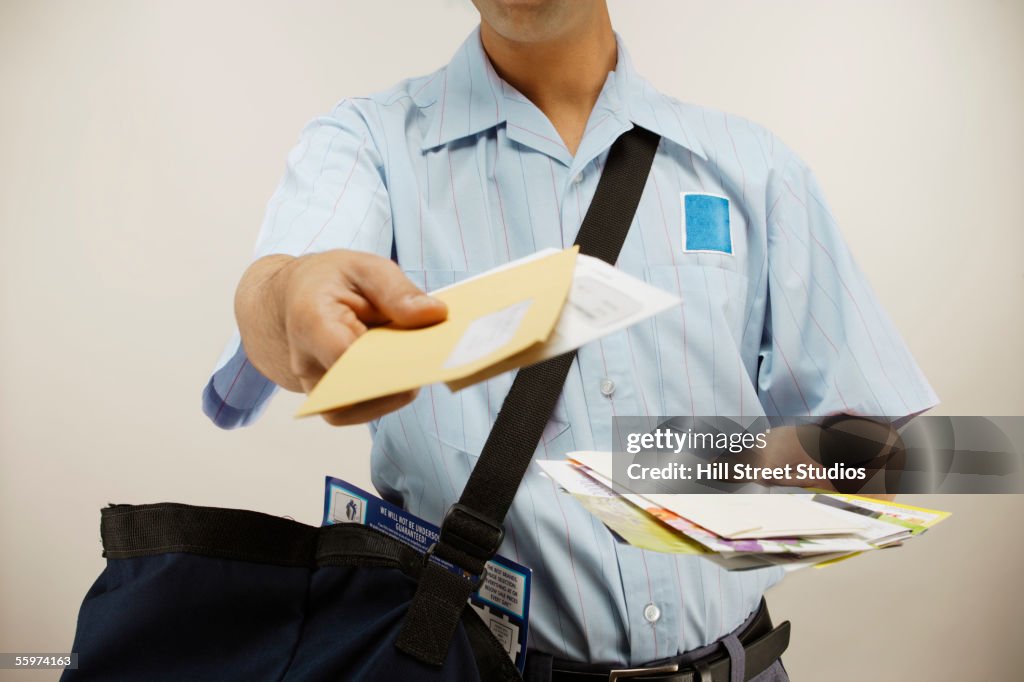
[[204, 27, 936, 665]]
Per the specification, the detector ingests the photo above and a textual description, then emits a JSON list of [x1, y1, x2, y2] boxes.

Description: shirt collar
[[418, 27, 707, 162]]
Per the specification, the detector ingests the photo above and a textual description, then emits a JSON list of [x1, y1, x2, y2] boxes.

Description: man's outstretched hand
[[234, 250, 448, 426]]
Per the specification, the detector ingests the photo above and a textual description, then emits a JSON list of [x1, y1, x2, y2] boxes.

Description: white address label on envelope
[[443, 299, 533, 370]]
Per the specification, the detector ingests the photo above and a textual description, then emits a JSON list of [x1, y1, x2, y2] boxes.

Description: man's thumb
[[391, 290, 448, 327], [356, 263, 448, 328]]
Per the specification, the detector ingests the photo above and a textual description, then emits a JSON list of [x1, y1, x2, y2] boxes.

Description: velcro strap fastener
[[396, 558, 479, 666], [436, 503, 505, 571]]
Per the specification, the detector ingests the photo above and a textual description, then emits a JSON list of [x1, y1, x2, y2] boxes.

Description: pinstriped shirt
[[203, 27, 936, 664]]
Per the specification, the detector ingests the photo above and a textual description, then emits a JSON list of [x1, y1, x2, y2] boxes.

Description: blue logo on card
[[683, 193, 732, 254]]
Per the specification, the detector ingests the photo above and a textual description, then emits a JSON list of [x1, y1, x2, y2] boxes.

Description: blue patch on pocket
[[683, 194, 732, 254]]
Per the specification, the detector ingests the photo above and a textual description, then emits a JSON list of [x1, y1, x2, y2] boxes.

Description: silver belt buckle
[[608, 663, 679, 681]]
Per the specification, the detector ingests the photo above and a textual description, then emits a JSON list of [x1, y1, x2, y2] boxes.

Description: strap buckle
[[422, 541, 490, 592], [439, 502, 505, 563], [608, 663, 680, 681]]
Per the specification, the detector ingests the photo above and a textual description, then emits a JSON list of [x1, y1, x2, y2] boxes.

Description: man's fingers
[[263, 251, 446, 404], [307, 310, 363, 371], [288, 301, 366, 383], [320, 390, 419, 426], [297, 373, 320, 395], [350, 258, 447, 328]]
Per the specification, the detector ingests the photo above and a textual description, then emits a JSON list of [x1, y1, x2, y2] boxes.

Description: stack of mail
[[537, 452, 950, 572]]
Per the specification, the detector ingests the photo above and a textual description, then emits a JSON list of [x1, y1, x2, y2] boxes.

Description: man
[[205, 1, 936, 679]]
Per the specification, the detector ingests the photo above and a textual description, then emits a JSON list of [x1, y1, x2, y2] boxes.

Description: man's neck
[[479, 11, 616, 156]]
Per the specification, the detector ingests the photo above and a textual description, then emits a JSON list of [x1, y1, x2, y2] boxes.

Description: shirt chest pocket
[[400, 268, 574, 461], [425, 374, 573, 462], [644, 264, 750, 339]]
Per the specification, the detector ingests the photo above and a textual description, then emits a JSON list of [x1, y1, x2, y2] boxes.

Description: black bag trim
[[101, 502, 422, 575]]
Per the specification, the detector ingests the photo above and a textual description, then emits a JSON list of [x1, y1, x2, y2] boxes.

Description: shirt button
[[599, 378, 615, 397], [572, 172, 584, 185], [643, 603, 661, 623]]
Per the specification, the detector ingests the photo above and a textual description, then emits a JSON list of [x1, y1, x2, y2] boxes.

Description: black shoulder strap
[[397, 126, 662, 667]]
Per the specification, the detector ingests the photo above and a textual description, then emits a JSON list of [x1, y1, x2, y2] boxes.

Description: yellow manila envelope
[[297, 247, 578, 416]]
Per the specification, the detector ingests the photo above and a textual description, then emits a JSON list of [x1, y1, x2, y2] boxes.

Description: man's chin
[[474, 0, 581, 44]]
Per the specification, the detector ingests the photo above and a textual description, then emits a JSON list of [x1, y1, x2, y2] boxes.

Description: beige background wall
[[1, 1, 1022, 680]]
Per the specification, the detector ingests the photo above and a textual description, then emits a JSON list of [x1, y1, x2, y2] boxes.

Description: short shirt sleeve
[[757, 145, 938, 421], [203, 100, 392, 428]]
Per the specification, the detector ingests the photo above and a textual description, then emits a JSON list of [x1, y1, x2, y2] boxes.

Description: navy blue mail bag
[[61, 504, 515, 681], [60, 127, 661, 681]]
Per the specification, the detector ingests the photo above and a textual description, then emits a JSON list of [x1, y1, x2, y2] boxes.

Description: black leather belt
[[545, 600, 790, 682]]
